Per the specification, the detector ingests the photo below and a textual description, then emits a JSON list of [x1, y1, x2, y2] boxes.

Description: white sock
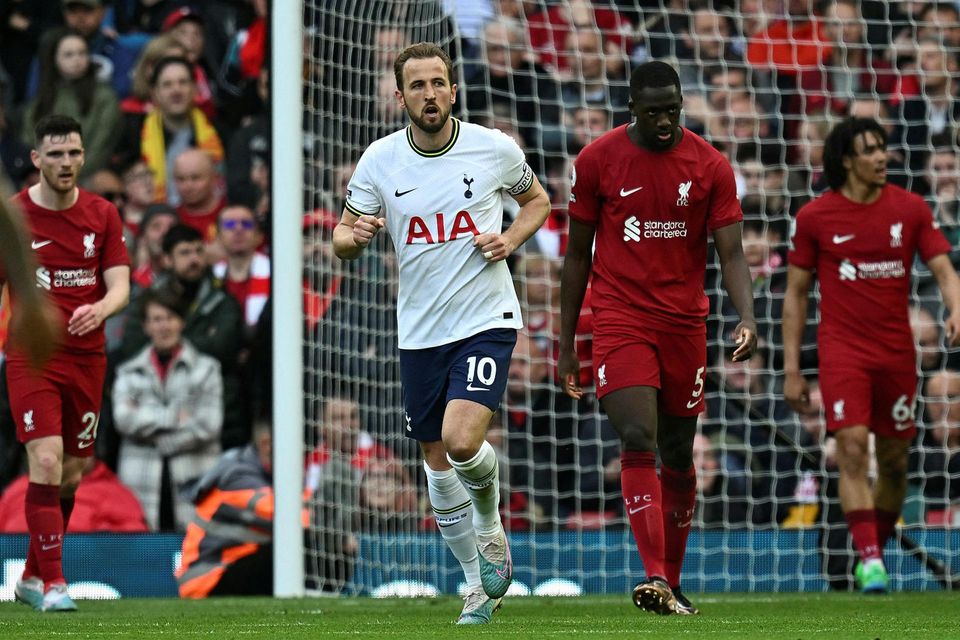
[[424, 462, 481, 589], [448, 440, 502, 536]]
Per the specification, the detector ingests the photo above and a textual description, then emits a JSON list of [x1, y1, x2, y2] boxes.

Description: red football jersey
[[9, 188, 130, 355], [569, 126, 742, 334], [789, 185, 950, 368]]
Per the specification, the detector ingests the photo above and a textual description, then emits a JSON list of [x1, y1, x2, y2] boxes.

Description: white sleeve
[[495, 131, 534, 196], [344, 147, 383, 216]]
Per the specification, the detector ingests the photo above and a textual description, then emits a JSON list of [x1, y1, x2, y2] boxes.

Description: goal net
[[301, 0, 960, 595]]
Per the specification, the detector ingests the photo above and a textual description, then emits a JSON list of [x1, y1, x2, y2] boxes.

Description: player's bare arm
[[332, 210, 384, 260], [558, 218, 596, 399], [473, 175, 551, 263], [927, 253, 960, 347], [0, 194, 63, 367], [68, 265, 130, 336], [713, 221, 757, 362], [782, 264, 814, 412]]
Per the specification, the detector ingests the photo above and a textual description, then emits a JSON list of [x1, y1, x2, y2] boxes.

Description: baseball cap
[[162, 6, 204, 32]]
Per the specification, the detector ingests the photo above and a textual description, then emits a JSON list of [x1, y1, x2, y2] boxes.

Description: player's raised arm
[[926, 254, 960, 346], [558, 218, 595, 399], [713, 221, 757, 362], [782, 264, 814, 412], [332, 210, 384, 260], [474, 175, 551, 263]]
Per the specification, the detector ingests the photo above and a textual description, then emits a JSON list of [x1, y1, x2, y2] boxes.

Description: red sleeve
[[916, 201, 953, 263], [788, 208, 818, 271], [707, 155, 742, 231], [568, 146, 602, 226], [101, 202, 131, 270]]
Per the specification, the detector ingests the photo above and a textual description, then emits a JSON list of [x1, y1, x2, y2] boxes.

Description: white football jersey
[[345, 119, 531, 349]]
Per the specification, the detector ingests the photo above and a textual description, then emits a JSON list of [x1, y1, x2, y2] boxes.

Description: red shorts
[[819, 364, 917, 439], [6, 352, 106, 457], [592, 328, 707, 416]]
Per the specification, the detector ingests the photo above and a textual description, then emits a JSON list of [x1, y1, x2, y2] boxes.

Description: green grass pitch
[[1, 593, 959, 639]]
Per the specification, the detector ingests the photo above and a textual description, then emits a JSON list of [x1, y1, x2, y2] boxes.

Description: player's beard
[[43, 167, 79, 193], [407, 103, 450, 134]]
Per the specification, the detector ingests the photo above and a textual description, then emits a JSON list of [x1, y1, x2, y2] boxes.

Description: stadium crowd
[[1, 0, 960, 595]]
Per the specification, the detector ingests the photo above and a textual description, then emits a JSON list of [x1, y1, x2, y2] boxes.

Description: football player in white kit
[[333, 43, 550, 624]]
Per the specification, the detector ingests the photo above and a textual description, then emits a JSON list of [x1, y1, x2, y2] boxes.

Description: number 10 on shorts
[[466, 356, 496, 391]]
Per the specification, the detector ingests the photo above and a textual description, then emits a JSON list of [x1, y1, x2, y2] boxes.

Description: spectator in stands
[[113, 288, 223, 531], [537, 155, 574, 257], [0, 101, 31, 187], [560, 24, 630, 123], [121, 160, 158, 236], [745, 0, 832, 88], [120, 32, 188, 118], [923, 145, 960, 245], [211, 204, 270, 334], [464, 17, 563, 163], [910, 305, 944, 374], [911, 370, 960, 522], [58, 0, 149, 99], [518, 254, 560, 337], [120, 224, 246, 449], [359, 457, 419, 531], [21, 27, 120, 178], [173, 148, 227, 245], [691, 431, 728, 527], [161, 7, 217, 119], [527, 0, 631, 79], [504, 331, 603, 523], [84, 168, 127, 216], [569, 102, 610, 153], [795, 0, 914, 116], [0, 457, 148, 533], [226, 68, 269, 216], [675, 7, 748, 105], [131, 203, 178, 290], [117, 56, 224, 203], [899, 37, 960, 174], [305, 394, 387, 592], [786, 115, 830, 214], [176, 418, 275, 597]]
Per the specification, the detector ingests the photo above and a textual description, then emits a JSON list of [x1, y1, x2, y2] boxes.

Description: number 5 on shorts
[[686, 366, 705, 409]]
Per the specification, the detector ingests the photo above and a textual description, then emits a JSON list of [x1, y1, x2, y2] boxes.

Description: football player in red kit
[[784, 116, 960, 593], [559, 61, 757, 615], [4, 115, 130, 612]]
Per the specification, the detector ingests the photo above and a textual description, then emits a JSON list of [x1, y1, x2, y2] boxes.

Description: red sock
[[846, 509, 881, 562], [61, 497, 75, 532], [661, 464, 696, 588], [621, 451, 665, 580], [874, 509, 899, 551], [25, 483, 65, 586]]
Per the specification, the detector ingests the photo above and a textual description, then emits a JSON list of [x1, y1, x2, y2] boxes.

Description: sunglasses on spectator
[[222, 219, 256, 230], [100, 191, 126, 202]]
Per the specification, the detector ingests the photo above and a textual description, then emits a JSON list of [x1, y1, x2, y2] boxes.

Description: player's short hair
[[34, 114, 82, 147], [139, 287, 187, 321], [161, 223, 203, 255], [393, 42, 453, 90], [822, 116, 888, 190], [629, 60, 681, 98], [150, 55, 193, 88]]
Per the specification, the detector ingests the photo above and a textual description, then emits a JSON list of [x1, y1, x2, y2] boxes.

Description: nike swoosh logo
[[395, 187, 417, 197], [31, 240, 52, 249], [894, 422, 911, 431], [77, 440, 95, 449], [495, 567, 511, 579], [833, 234, 855, 244], [466, 384, 490, 392], [677, 520, 693, 528], [686, 398, 701, 409], [620, 186, 643, 197], [628, 504, 652, 515], [41, 543, 61, 551]]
